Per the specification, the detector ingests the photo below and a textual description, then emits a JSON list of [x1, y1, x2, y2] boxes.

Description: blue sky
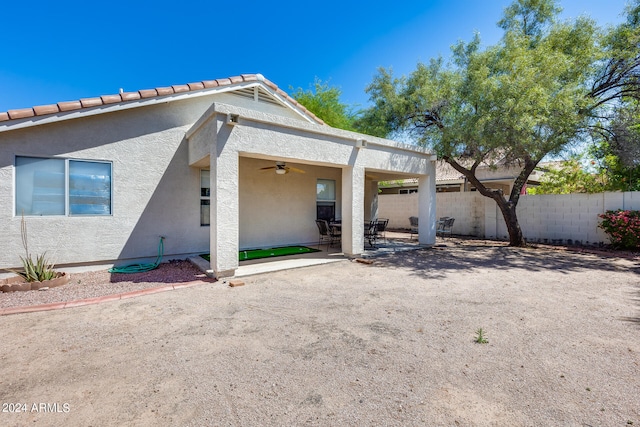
[[0, 0, 630, 113]]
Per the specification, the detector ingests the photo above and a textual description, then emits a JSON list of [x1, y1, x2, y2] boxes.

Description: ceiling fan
[[260, 161, 306, 175]]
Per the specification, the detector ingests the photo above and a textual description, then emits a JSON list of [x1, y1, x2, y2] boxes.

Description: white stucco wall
[[239, 157, 342, 249], [0, 91, 305, 270], [192, 103, 437, 276], [0, 87, 436, 274], [0, 101, 204, 269]]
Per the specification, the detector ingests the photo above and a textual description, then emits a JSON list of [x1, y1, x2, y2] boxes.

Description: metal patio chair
[[437, 217, 455, 237], [315, 219, 341, 250], [365, 220, 379, 248], [376, 218, 389, 243], [409, 216, 419, 239]]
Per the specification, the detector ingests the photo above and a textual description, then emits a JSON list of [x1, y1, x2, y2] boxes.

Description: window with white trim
[[15, 156, 112, 216], [200, 170, 210, 226], [399, 188, 418, 194], [316, 179, 336, 221]]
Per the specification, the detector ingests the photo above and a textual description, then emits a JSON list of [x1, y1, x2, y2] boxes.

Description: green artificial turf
[[200, 245, 320, 262]]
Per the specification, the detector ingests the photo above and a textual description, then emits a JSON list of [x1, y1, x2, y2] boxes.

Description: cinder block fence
[[379, 191, 640, 245]]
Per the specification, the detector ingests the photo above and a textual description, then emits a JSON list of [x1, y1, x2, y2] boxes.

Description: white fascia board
[[0, 81, 315, 133], [208, 103, 435, 158]]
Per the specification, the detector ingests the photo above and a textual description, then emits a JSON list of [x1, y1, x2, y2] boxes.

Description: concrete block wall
[[379, 190, 640, 245], [513, 194, 608, 244], [435, 192, 485, 236], [378, 192, 484, 236], [376, 193, 419, 229]]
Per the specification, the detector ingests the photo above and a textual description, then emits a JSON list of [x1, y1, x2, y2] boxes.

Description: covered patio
[[188, 230, 423, 278], [187, 102, 436, 278]]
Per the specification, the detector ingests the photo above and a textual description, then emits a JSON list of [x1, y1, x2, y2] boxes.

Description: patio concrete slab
[[234, 256, 347, 277], [189, 231, 424, 278]]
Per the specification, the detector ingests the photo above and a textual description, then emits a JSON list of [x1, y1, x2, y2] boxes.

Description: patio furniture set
[[315, 218, 389, 250], [409, 216, 455, 239]]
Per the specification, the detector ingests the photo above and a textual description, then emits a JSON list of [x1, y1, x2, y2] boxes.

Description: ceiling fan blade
[[287, 166, 306, 174], [259, 166, 277, 170]]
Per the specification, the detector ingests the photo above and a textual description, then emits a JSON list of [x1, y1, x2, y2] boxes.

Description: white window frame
[[399, 188, 418, 195], [317, 179, 336, 221], [200, 169, 210, 226], [15, 156, 112, 217]]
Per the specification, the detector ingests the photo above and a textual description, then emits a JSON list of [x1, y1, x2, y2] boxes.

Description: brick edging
[[0, 280, 210, 316]]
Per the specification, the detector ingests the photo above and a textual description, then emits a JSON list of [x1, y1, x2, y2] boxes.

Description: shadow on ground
[[374, 241, 640, 281], [621, 286, 640, 326], [375, 240, 640, 327]]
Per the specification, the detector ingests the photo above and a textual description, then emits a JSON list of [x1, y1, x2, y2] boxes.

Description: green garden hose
[[108, 236, 165, 274]]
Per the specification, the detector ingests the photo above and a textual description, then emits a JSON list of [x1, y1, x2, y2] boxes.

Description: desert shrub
[[6, 215, 58, 282], [598, 210, 640, 249]]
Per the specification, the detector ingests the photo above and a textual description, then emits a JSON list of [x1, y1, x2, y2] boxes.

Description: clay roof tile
[[80, 97, 103, 108], [0, 73, 324, 125], [202, 80, 219, 88], [215, 78, 232, 86], [187, 82, 205, 91], [155, 87, 174, 96], [171, 84, 190, 93], [120, 92, 141, 102], [33, 104, 60, 116], [100, 95, 122, 105], [138, 89, 158, 98], [8, 108, 35, 119]]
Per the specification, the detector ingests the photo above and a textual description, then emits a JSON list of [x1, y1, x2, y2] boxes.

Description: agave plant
[[8, 215, 59, 282], [18, 252, 58, 282]]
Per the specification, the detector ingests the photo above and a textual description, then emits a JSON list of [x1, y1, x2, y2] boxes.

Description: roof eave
[[0, 74, 324, 133]]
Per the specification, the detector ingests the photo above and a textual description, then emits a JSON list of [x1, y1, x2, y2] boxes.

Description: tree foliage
[[291, 78, 358, 131], [358, 0, 640, 246], [527, 159, 607, 194]]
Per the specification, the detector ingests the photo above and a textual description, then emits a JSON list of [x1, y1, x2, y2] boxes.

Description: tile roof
[[0, 73, 324, 125], [436, 161, 467, 181]]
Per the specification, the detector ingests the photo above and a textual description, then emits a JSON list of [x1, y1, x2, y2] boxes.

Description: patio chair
[[437, 217, 455, 237], [376, 218, 389, 243], [315, 219, 341, 250], [365, 220, 379, 248], [409, 216, 419, 239], [436, 216, 449, 235]]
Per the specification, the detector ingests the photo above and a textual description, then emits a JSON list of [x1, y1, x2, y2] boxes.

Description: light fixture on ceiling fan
[[259, 161, 306, 175]]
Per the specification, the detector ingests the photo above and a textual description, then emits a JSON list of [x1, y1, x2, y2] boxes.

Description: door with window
[[316, 179, 336, 222]]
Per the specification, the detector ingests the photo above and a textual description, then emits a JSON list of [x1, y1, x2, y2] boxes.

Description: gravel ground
[[0, 260, 213, 310], [0, 241, 638, 426]]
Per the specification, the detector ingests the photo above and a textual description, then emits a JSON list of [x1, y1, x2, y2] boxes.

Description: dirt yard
[[0, 241, 638, 426]]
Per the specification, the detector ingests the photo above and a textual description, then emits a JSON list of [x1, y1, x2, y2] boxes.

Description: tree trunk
[[444, 156, 535, 247], [493, 195, 525, 247]]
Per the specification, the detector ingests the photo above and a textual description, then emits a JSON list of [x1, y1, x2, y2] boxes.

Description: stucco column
[[341, 166, 365, 256], [418, 170, 436, 245], [209, 125, 239, 278], [364, 179, 379, 220]]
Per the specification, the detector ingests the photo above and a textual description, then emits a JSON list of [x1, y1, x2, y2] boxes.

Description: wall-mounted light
[[226, 113, 240, 125]]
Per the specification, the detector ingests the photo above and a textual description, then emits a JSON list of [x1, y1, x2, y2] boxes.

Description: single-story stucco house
[[0, 74, 436, 278], [379, 160, 551, 195]]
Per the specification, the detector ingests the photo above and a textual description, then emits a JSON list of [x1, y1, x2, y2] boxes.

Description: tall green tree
[[588, 1, 640, 191], [527, 158, 608, 194], [291, 78, 358, 131], [589, 103, 640, 191], [358, 0, 640, 246]]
